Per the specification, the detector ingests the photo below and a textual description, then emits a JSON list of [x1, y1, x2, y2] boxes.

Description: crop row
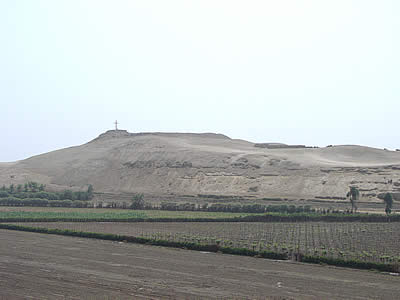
[[1, 223, 398, 273], [0, 208, 256, 221], [0, 207, 399, 222], [9, 221, 400, 266]]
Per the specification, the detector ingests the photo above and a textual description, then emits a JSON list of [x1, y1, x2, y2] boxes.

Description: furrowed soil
[[1, 230, 399, 299]]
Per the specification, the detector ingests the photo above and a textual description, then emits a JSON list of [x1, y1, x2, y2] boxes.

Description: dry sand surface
[[1, 130, 400, 204], [1, 229, 399, 299]]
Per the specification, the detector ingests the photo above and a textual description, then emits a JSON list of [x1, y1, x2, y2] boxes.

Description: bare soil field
[[1, 229, 399, 299]]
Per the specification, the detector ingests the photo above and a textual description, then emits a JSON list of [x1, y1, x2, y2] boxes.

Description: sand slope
[[1, 130, 400, 200]]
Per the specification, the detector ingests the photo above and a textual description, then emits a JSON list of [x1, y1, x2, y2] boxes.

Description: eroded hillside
[[1, 130, 400, 204]]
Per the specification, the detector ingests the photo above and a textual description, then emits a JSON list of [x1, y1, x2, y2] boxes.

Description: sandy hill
[[1, 130, 400, 204]]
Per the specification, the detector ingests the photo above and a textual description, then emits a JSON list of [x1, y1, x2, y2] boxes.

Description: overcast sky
[[1, 0, 399, 162]]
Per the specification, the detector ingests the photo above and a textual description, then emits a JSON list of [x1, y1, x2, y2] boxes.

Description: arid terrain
[[1, 130, 400, 210], [1, 229, 399, 299]]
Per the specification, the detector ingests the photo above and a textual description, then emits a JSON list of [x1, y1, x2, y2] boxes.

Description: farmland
[[1, 206, 400, 271], [0, 207, 260, 221], [2, 229, 400, 299], [1, 206, 399, 223], [8, 221, 400, 267]]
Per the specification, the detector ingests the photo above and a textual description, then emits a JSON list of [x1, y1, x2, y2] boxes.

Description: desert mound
[[1, 130, 400, 204]]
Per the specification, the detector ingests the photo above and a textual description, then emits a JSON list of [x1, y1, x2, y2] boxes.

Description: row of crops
[[9, 221, 400, 267], [0, 208, 259, 221], [1, 207, 399, 222]]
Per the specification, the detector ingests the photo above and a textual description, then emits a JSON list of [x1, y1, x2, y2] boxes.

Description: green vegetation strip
[[0, 207, 399, 222], [0, 210, 149, 221], [0, 223, 398, 273], [0, 211, 244, 223], [0, 211, 399, 223], [0, 209, 257, 222]]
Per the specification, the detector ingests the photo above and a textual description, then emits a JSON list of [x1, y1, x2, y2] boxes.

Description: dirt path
[[0, 230, 399, 299]]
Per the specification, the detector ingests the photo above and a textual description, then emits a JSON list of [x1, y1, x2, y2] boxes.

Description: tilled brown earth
[[0, 230, 399, 299]]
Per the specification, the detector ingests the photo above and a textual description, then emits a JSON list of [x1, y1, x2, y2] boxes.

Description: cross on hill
[[114, 120, 119, 130]]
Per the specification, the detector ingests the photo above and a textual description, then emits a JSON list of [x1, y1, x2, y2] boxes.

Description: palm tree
[[346, 186, 359, 213]]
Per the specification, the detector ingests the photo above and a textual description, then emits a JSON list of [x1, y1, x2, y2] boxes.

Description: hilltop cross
[[114, 120, 119, 130]]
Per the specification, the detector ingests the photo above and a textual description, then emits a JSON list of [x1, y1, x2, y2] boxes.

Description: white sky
[[1, 0, 399, 162]]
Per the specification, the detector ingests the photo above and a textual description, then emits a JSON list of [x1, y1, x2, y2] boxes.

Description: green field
[[0, 206, 399, 222], [0, 207, 260, 220]]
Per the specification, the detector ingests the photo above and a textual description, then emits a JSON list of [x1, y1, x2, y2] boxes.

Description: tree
[[346, 186, 359, 213], [87, 184, 94, 199], [383, 193, 393, 215], [16, 184, 22, 193], [61, 190, 73, 200], [30, 181, 38, 192], [130, 193, 145, 209]]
